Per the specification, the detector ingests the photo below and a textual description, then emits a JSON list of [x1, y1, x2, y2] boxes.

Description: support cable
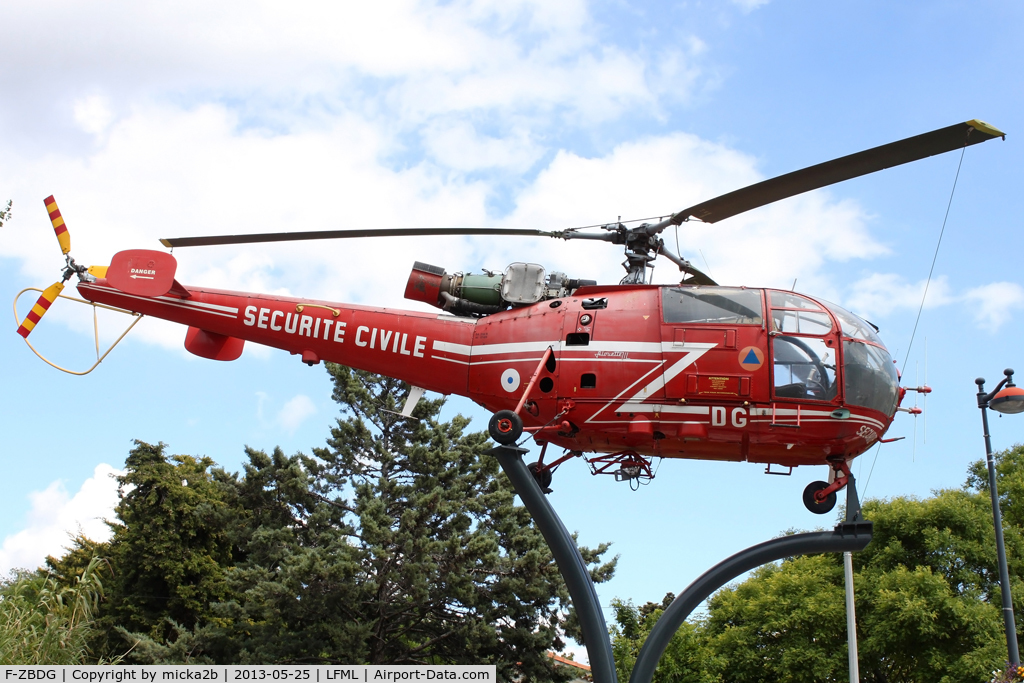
[[901, 142, 967, 373], [865, 139, 968, 498]]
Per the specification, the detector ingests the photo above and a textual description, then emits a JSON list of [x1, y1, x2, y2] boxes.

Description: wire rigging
[[863, 141, 971, 499], [901, 143, 968, 373]]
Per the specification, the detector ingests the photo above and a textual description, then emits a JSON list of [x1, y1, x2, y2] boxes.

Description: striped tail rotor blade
[[17, 281, 65, 338], [44, 195, 71, 255]]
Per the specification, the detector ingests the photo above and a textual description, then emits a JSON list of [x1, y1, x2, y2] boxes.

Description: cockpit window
[[772, 335, 838, 401], [770, 292, 822, 310], [843, 340, 899, 415], [663, 287, 763, 325], [772, 309, 833, 335], [822, 301, 885, 347], [769, 291, 832, 335]]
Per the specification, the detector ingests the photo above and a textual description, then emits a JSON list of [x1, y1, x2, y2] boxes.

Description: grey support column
[[490, 446, 618, 683], [629, 477, 872, 683]]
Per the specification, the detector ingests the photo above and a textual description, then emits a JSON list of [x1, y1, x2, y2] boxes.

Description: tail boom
[[76, 281, 474, 396]]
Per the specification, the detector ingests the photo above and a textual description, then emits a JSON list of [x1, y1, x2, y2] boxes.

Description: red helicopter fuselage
[[77, 274, 900, 470]]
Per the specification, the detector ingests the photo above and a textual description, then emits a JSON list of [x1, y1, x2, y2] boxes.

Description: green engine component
[[458, 273, 503, 306]]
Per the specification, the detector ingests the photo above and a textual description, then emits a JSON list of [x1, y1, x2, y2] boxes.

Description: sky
[[2, 0, 1024, 659]]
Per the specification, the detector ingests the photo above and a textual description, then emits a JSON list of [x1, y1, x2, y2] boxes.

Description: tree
[[610, 593, 717, 683], [609, 448, 1024, 682], [702, 553, 849, 683], [0, 199, 12, 228], [298, 364, 615, 678], [101, 441, 238, 649], [66, 367, 614, 679], [698, 486, 1009, 682]]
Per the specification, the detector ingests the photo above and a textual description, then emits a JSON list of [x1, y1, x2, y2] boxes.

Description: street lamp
[[976, 368, 1024, 668]]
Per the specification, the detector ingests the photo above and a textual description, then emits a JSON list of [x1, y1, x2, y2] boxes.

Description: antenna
[[913, 362, 919, 461], [923, 338, 929, 445]]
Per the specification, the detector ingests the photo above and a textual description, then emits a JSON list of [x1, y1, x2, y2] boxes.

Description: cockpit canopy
[[661, 286, 899, 417]]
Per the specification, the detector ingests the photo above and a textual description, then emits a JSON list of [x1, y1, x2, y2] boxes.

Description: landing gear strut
[[802, 458, 854, 515], [487, 346, 553, 446], [528, 461, 553, 492]]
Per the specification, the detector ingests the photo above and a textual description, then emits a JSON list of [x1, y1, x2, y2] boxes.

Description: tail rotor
[[15, 196, 103, 338]]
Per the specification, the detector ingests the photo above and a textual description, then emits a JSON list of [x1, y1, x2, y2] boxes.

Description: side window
[[662, 287, 763, 324], [769, 291, 833, 335], [773, 309, 833, 335], [772, 336, 838, 401]]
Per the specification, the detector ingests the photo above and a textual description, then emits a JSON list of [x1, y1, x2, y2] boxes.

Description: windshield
[[821, 300, 885, 347], [843, 340, 899, 415]]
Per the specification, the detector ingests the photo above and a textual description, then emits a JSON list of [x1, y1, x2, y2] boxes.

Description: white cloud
[[0, 464, 122, 575], [0, 0, 711, 151], [423, 120, 543, 173], [963, 282, 1024, 332], [277, 395, 318, 433], [256, 392, 318, 433], [73, 95, 114, 136], [3, 111, 901, 347], [732, 0, 770, 12], [841, 274, 1024, 332], [843, 273, 955, 320]]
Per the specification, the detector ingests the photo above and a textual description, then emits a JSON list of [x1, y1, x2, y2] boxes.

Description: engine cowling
[[404, 261, 595, 316]]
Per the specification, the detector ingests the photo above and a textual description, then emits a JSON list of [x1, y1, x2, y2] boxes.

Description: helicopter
[[16, 120, 1004, 514]]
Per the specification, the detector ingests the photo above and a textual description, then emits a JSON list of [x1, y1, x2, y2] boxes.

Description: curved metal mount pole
[[630, 476, 872, 683], [489, 446, 619, 683], [492, 442, 872, 683]]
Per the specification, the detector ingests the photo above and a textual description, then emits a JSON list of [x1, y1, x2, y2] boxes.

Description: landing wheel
[[803, 481, 837, 514], [528, 462, 553, 493], [489, 410, 523, 445]]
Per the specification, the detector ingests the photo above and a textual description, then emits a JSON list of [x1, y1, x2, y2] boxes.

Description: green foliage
[[610, 594, 717, 683], [612, 446, 1024, 683], [300, 364, 615, 678], [697, 491, 1007, 683], [852, 494, 1006, 683], [47, 368, 612, 678], [703, 554, 848, 682], [0, 557, 108, 664], [103, 442, 236, 645], [0, 199, 11, 227]]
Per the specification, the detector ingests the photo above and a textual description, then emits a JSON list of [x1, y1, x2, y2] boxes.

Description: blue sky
[[2, 0, 1024, 655]]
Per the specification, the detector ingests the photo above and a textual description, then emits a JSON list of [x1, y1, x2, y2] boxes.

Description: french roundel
[[738, 346, 765, 371], [500, 368, 521, 393]]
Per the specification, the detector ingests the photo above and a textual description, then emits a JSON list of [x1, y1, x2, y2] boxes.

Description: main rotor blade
[[668, 119, 1005, 226], [160, 226, 558, 248]]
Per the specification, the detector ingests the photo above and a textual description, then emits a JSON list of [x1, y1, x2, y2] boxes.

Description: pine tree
[[300, 364, 615, 678], [104, 442, 236, 644], [87, 368, 615, 679]]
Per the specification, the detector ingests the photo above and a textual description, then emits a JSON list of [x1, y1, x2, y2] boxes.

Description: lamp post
[[976, 368, 1024, 668]]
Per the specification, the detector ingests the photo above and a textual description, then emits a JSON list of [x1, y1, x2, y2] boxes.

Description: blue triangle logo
[[742, 349, 760, 365]]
